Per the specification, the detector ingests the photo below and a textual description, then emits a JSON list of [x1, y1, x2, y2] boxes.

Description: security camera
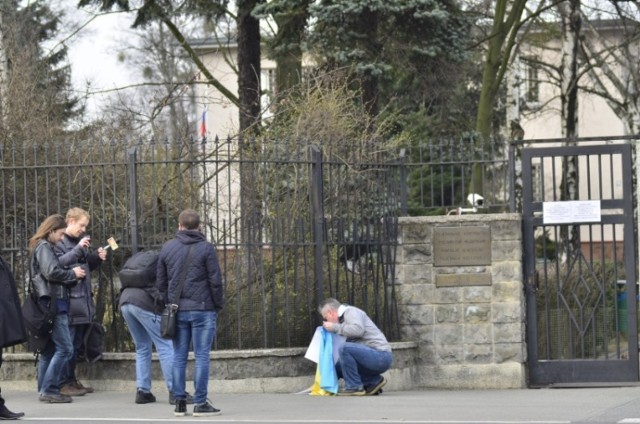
[[467, 193, 485, 208]]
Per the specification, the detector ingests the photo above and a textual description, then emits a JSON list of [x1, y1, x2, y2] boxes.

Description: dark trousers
[[0, 350, 4, 405]]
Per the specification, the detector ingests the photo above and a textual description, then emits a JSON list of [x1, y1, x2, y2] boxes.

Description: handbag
[[22, 286, 56, 353], [160, 245, 195, 339]]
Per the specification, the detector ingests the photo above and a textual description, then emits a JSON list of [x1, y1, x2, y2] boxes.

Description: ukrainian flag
[[310, 328, 338, 395]]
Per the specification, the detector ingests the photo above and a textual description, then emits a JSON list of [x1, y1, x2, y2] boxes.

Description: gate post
[[309, 146, 324, 312], [128, 147, 139, 253]]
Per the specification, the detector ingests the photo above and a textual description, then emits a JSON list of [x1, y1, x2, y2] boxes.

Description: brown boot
[[60, 382, 88, 397], [73, 380, 94, 394]]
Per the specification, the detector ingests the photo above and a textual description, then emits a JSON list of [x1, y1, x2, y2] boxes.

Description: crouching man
[[319, 298, 393, 396]]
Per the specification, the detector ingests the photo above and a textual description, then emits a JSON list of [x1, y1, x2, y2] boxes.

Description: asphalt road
[[5, 386, 640, 423]]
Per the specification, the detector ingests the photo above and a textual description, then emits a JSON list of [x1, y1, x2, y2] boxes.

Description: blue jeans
[[38, 313, 74, 395], [337, 342, 393, 390], [121, 303, 174, 393], [60, 324, 86, 386], [172, 310, 216, 405]]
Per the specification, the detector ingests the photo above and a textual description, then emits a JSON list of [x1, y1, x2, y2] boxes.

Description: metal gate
[[522, 142, 638, 386]]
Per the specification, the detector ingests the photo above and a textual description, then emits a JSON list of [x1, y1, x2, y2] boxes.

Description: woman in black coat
[[0, 253, 27, 419]]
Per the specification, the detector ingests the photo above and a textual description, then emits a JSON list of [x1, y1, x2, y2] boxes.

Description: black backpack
[[119, 250, 159, 289]]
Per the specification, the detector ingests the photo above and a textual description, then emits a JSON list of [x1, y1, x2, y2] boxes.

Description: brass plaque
[[436, 272, 492, 287], [433, 226, 491, 266]]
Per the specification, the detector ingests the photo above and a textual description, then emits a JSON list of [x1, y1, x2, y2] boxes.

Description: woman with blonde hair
[[28, 214, 86, 403]]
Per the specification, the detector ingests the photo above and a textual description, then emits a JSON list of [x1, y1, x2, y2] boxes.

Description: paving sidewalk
[[4, 386, 640, 423]]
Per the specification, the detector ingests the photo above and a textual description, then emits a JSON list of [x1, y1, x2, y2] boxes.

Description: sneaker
[[59, 383, 87, 397], [338, 387, 366, 396], [193, 400, 221, 417], [73, 380, 94, 393], [169, 392, 194, 405], [135, 390, 156, 404], [174, 399, 187, 417], [365, 377, 387, 395], [39, 393, 72, 403]]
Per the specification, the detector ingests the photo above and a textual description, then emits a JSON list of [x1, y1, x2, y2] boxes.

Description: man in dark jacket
[[0, 254, 27, 419], [55, 208, 107, 396], [156, 209, 223, 417]]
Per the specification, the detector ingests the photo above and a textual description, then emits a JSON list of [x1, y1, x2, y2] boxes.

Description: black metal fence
[[404, 136, 512, 215], [0, 135, 511, 351]]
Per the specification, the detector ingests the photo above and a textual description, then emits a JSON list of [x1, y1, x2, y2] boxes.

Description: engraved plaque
[[436, 273, 492, 287], [433, 226, 491, 266]]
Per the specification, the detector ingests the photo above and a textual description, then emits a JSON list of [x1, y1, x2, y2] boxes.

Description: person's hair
[[29, 214, 66, 252], [318, 298, 341, 315], [179, 209, 200, 230], [66, 207, 90, 223]]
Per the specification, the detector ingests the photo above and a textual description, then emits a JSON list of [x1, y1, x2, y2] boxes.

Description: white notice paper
[[542, 200, 601, 224]]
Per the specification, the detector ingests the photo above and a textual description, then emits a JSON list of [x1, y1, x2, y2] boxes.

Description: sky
[[47, 1, 139, 117]]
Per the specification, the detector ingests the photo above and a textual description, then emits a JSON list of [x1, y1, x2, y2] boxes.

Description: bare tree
[[471, 0, 529, 195], [116, 19, 198, 139], [579, 3, 640, 134]]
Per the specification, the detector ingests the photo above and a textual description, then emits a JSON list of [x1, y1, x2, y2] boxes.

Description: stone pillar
[[396, 214, 525, 389]]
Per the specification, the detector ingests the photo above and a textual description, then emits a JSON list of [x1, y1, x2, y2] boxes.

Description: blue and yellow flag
[[310, 328, 338, 395]]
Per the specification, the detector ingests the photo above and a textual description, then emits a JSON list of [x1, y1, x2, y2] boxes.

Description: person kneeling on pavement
[[319, 298, 393, 396]]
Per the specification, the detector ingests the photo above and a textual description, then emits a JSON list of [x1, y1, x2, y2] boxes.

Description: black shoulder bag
[[160, 245, 195, 339], [22, 252, 56, 353]]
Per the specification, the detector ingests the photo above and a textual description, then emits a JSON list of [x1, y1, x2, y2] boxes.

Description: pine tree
[[308, 0, 471, 120], [0, 0, 81, 144]]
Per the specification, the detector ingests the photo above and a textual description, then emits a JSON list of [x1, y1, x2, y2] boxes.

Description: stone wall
[[396, 214, 525, 389], [0, 342, 418, 394]]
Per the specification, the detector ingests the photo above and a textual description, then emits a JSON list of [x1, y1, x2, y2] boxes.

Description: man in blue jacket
[[156, 209, 224, 417]]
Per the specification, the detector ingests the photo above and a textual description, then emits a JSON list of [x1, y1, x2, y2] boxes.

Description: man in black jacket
[[0, 254, 27, 419], [157, 209, 224, 417], [55, 208, 107, 396]]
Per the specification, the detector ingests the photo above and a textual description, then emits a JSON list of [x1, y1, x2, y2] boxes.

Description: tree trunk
[[472, 0, 527, 196], [0, 8, 8, 130], [237, 0, 263, 324], [358, 7, 379, 116], [557, 0, 582, 263], [237, 0, 262, 135], [272, 1, 308, 104]]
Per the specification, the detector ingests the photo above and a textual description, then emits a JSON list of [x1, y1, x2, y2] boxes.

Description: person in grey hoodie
[[319, 298, 393, 396], [156, 209, 223, 417]]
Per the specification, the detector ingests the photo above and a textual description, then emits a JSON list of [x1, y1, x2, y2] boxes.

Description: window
[[523, 59, 540, 104], [261, 68, 277, 116]]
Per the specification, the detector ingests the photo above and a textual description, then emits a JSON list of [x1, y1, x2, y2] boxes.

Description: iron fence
[[0, 135, 512, 351], [405, 136, 512, 215]]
